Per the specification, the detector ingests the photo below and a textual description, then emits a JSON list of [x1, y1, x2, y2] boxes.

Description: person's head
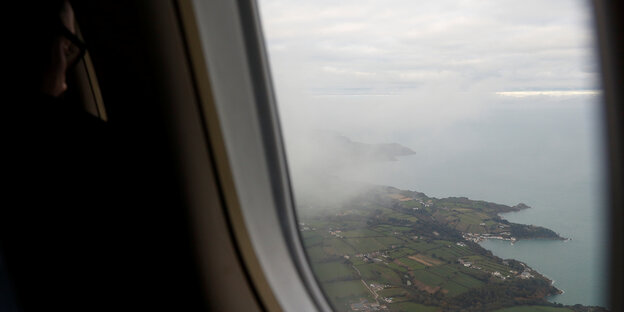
[[17, 0, 85, 97]]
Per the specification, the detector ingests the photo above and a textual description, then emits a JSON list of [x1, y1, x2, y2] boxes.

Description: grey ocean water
[[340, 94, 609, 307]]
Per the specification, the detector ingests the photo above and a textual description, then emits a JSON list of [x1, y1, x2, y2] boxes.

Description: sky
[[255, 0, 603, 201], [257, 0, 600, 141], [258, 0, 598, 93]]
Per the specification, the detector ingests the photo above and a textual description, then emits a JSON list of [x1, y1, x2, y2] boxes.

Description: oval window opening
[[257, 1, 610, 311]]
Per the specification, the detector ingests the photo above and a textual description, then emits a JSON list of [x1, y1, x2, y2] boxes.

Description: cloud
[[496, 90, 601, 97], [259, 0, 598, 95], [256, 0, 602, 203]]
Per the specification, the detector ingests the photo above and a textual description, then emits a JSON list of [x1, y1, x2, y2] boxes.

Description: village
[[462, 230, 517, 244]]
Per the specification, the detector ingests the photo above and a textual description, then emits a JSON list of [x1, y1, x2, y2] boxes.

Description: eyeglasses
[[58, 23, 87, 69]]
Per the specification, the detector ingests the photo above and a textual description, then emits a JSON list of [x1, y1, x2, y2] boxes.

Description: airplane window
[[256, 0, 609, 311]]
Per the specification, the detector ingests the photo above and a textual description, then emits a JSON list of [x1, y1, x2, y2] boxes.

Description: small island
[[297, 185, 605, 312]]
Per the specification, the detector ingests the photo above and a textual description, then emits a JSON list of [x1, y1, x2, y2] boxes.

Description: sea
[[331, 93, 609, 308]]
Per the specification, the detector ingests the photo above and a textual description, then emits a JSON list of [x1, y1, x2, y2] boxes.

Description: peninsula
[[297, 185, 605, 312]]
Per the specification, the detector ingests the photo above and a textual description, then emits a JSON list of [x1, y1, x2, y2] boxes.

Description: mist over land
[[259, 0, 602, 207], [287, 130, 417, 207]]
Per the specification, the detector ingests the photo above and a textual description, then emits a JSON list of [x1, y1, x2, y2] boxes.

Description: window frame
[[179, 0, 332, 311], [178, 0, 624, 311]]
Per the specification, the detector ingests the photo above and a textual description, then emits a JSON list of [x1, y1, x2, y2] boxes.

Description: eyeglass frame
[[57, 22, 87, 69]]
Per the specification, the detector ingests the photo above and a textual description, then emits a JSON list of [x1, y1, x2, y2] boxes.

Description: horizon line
[[495, 90, 601, 97]]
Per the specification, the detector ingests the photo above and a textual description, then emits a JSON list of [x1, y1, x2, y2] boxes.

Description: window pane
[[257, 1, 608, 311]]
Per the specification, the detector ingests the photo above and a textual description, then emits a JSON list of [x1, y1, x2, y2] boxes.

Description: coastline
[[298, 182, 608, 310], [478, 236, 607, 307]]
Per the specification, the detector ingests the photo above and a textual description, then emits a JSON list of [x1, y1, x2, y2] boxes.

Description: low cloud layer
[[258, 0, 599, 136], [259, 0, 598, 94], [257, 0, 602, 206]]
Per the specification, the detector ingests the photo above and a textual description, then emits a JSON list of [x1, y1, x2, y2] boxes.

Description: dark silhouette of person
[[2, 1, 130, 311]]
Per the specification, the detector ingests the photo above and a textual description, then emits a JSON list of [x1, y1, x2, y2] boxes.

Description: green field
[[399, 199, 421, 208], [305, 245, 328, 262], [410, 269, 446, 286], [378, 287, 409, 297], [375, 236, 406, 246], [301, 231, 323, 246], [389, 302, 440, 312], [386, 211, 419, 222], [406, 241, 441, 253], [386, 261, 408, 273], [373, 225, 414, 234], [323, 238, 356, 256], [424, 246, 460, 262], [344, 237, 387, 253], [311, 261, 357, 282], [424, 265, 485, 294], [396, 257, 427, 270], [355, 263, 403, 285], [463, 255, 513, 273], [494, 306, 574, 312], [447, 271, 485, 289], [340, 229, 382, 238], [439, 280, 469, 296], [388, 247, 416, 259], [322, 280, 371, 300]]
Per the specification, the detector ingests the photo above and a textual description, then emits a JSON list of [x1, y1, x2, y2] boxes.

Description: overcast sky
[[258, 0, 598, 94], [257, 0, 600, 141], [256, 0, 603, 202]]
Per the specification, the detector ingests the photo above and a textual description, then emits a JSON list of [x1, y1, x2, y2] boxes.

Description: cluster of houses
[[368, 283, 385, 292], [491, 271, 507, 279], [519, 270, 535, 279], [355, 251, 387, 264], [458, 258, 482, 270], [462, 232, 517, 244], [490, 269, 533, 280], [328, 229, 344, 238], [458, 258, 534, 280], [349, 298, 387, 312], [298, 222, 316, 232], [409, 199, 432, 211], [348, 283, 395, 311]]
